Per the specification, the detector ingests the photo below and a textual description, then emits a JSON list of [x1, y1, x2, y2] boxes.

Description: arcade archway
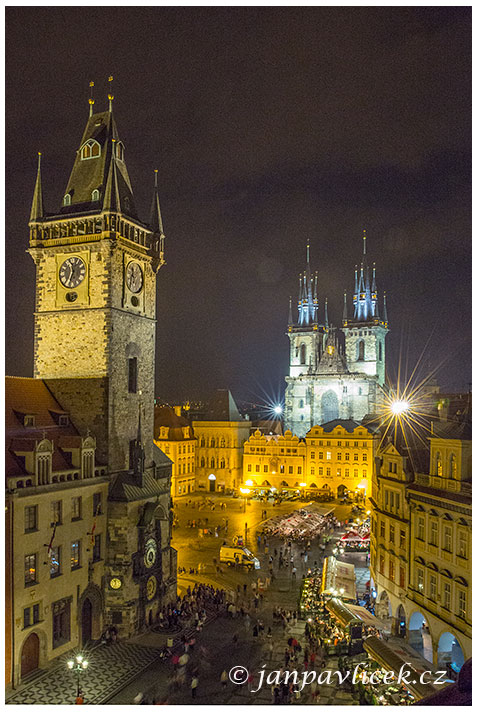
[[396, 604, 406, 637], [409, 611, 433, 663], [437, 632, 465, 673]]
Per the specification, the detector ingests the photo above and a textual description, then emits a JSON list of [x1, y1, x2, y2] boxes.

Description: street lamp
[[67, 654, 88, 701]]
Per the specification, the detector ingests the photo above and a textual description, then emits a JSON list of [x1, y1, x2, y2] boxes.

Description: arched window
[[450, 454, 457, 479], [210, 457, 215, 468], [299, 399, 304, 409], [379, 342, 383, 361], [91, 189, 100, 201], [63, 194, 71, 206], [200, 437, 205, 447], [220, 438, 225, 447], [220, 458, 225, 468], [436, 452, 443, 476], [300, 344, 306, 365], [116, 142, 124, 161], [321, 390, 339, 423], [81, 139, 101, 160], [210, 438, 216, 448], [357, 340, 365, 361]]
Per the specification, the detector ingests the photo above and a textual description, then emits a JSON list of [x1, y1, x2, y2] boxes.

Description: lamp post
[[67, 655, 88, 702]]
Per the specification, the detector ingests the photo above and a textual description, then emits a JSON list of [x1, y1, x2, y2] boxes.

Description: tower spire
[[102, 139, 121, 212], [288, 296, 293, 326], [89, 80, 95, 117], [383, 291, 388, 324], [29, 152, 44, 223], [149, 169, 165, 234], [342, 291, 347, 324], [324, 297, 329, 329], [363, 228, 367, 255], [107, 75, 114, 112]]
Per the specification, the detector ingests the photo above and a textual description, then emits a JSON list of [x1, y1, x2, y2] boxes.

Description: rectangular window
[[33, 603, 40, 623], [326, 441, 331, 447], [297, 466, 302, 475], [288, 466, 293, 474], [128, 357, 138, 393], [336, 467, 341, 476], [93, 492, 102, 516], [71, 496, 82, 520], [389, 560, 395, 581], [52, 599, 71, 649], [345, 452, 350, 461], [318, 467, 323, 476], [311, 467, 315, 475], [399, 530, 405, 549], [385, 490, 389, 507], [353, 469, 358, 477], [247, 464, 251, 472], [318, 452, 323, 460], [380, 521, 385, 539], [458, 590, 466, 618], [379, 556, 384, 575], [93, 534, 101, 562], [399, 566, 405, 588], [354, 441, 358, 447], [23, 607, 30, 628], [443, 582, 451, 610], [429, 521, 438, 547], [429, 575, 437, 600], [255, 464, 260, 472], [443, 526, 452, 552], [280, 465, 284, 474], [71, 541, 81, 569], [263, 465, 268, 472], [337, 452, 342, 461], [395, 493, 400, 510], [337, 441, 342, 447], [326, 467, 331, 476], [326, 451, 331, 460], [50, 546, 61, 578], [24, 554, 37, 586], [417, 568, 424, 591], [24, 505, 37, 532], [51, 500, 62, 525], [417, 517, 425, 541], [458, 531, 467, 558], [353, 453, 358, 461], [311, 451, 315, 459], [389, 524, 395, 543]]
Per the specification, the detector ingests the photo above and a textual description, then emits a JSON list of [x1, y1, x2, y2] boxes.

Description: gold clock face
[[146, 575, 157, 600], [126, 262, 143, 293], [110, 577, 122, 590], [59, 256, 86, 288], [144, 538, 157, 568]]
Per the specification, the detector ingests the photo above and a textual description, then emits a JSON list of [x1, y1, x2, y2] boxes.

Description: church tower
[[342, 230, 388, 386], [28, 87, 165, 473]]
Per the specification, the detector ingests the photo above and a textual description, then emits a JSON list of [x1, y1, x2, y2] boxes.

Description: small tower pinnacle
[[107, 75, 114, 112], [29, 152, 44, 223], [324, 297, 329, 329], [150, 169, 165, 235], [363, 228, 367, 255], [89, 81, 95, 117], [383, 291, 388, 324], [288, 296, 293, 326], [342, 291, 347, 324], [102, 139, 121, 212]]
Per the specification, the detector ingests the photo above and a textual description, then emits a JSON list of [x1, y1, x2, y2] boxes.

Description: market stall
[[363, 635, 438, 702], [321, 555, 356, 602], [339, 530, 370, 551], [262, 507, 337, 542]]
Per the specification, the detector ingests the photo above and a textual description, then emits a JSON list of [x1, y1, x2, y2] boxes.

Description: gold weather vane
[[108, 75, 114, 111], [89, 80, 95, 117]]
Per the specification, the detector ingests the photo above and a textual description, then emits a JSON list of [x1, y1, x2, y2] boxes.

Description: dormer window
[[116, 142, 124, 161], [63, 194, 71, 206], [91, 189, 100, 201], [24, 415, 35, 428], [81, 139, 101, 160], [58, 415, 69, 427]]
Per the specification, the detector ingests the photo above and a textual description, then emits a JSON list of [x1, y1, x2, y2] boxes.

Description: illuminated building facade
[[193, 390, 250, 492], [6, 90, 176, 687], [243, 419, 378, 499], [285, 232, 388, 437], [370, 418, 471, 672], [154, 406, 196, 497]]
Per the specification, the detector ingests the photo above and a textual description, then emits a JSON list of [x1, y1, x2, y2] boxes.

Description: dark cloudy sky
[[6, 7, 471, 404]]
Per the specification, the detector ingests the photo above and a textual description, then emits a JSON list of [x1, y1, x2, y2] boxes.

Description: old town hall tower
[[285, 232, 389, 437], [27, 86, 176, 635]]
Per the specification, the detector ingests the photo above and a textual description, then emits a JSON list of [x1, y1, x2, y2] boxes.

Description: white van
[[220, 545, 260, 570]]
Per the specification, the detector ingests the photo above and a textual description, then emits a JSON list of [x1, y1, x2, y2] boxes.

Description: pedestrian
[[191, 675, 199, 699], [220, 670, 228, 688]]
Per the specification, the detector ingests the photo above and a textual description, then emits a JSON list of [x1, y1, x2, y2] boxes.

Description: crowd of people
[[262, 509, 340, 543]]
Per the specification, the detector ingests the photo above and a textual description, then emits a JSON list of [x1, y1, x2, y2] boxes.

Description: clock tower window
[[128, 357, 138, 393]]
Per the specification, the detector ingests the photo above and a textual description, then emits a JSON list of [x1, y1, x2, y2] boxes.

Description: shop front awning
[[363, 635, 437, 701], [321, 556, 356, 600], [326, 598, 362, 628]]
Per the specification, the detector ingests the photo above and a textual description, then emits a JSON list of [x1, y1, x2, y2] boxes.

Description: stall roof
[[326, 598, 362, 628], [345, 604, 388, 631], [363, 636, 437, 701], [321, 556, 356, 600]]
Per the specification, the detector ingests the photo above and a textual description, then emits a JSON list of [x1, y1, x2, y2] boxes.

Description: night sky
[[6, 7, 471, 405]]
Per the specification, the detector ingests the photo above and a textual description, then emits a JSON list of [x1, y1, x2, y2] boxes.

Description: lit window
[[326, 451, 331, 460], [443, 582, 451, 610], [50, 546, 61, 577], [63, 194, 71, 206], [81, 139, 101, 160], [417, 568, 424, 591], [24, 554, 37, 586], [458, 590, 466, 618], [91, 189, 100, 201], [71, 541, 81, 569]]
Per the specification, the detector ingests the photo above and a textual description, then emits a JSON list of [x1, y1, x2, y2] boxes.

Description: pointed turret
[[102, 139, 122, 212], [131, 402, 145, 484], [342, 291, 348, 324], [29, 152, 44, 223], [288, 297, 293, 326], [383, 292, 388, 324], [324, 297, 329, 329], [150, 169, 165, 235]]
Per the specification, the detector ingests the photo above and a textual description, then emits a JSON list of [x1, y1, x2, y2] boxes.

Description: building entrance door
[[81, 598, 93, 646], [21, 632, 39, 678]]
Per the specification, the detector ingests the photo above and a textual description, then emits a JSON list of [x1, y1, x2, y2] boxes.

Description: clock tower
[[28, 87, 177, 635]]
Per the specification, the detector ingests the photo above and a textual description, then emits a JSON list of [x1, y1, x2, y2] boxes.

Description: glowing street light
[[273, 405, 283, 415], [245, 479, 254, 487], [67, 654, 89, 701], [391, 400, 410, 415]]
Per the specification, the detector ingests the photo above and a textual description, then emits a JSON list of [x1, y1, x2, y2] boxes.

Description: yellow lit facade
[[370, 422, 471, 669], [153, 406, 196, 497], [242, 420, 378, 499], [194, 420, 250, 493]]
